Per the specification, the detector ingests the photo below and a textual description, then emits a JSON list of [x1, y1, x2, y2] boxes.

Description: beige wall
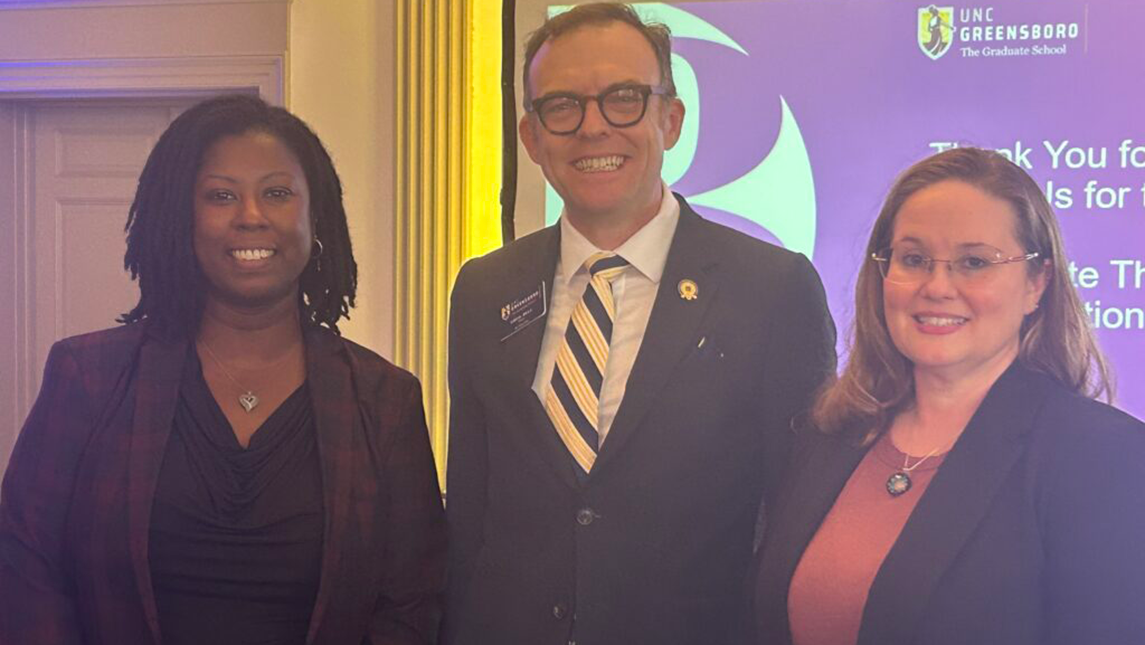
[[0, 0, 398, 357], [288, 0, 396, 356], [0, 2, 288, 59]]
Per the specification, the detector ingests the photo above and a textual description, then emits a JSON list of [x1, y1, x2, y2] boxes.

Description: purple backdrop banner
[[610, 0, 1144, 418]]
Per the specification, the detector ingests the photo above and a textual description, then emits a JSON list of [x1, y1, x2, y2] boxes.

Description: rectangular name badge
[[500, 282, 548, 342]]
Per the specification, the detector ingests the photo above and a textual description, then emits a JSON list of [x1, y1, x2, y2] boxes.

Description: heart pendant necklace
[[199, 339, 260, 413]]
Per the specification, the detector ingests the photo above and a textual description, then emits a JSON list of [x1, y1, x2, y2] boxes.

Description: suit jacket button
[[552, 603, 568, 619], [576, 508, 595, 526]]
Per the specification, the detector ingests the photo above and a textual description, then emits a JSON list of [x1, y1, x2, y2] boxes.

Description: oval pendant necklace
[[886, 446, 942, 497]]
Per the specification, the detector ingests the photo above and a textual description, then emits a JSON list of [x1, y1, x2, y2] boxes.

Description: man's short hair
[[522, 2, 676, 103]]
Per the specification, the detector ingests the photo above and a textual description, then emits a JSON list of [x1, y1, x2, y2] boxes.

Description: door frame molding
[[0, 55, 283, 103]]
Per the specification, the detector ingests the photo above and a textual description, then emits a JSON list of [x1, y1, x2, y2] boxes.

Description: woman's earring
[[311, 238, 324, 273]]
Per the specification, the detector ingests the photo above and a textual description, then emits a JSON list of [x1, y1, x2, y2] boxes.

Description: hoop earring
[[311, 238, 324, 259]]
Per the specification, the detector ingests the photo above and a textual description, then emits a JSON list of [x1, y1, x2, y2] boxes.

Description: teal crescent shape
[[687, 97, 818, 259], [545, 181, 562, 227], [662, 52, 698, 186]]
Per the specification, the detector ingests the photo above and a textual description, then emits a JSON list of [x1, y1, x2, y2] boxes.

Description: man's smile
[[573, 155, 626, 173]]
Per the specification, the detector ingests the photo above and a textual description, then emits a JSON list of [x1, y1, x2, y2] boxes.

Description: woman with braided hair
[[1, 94, 445, 645]]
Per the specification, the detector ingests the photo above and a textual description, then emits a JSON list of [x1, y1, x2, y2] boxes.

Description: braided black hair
[[121, 94, 357, 335]]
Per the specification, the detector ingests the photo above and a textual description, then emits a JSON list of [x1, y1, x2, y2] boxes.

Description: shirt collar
[[557, 182, 680, 285]]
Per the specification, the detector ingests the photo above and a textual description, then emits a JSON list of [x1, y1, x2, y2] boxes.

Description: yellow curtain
[[395, 0, 502, 485]]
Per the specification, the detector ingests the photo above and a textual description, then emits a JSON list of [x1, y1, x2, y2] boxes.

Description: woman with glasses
[[747, 147, 1145, 645]]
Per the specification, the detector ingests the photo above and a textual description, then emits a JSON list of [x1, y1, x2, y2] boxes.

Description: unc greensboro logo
[[919, 5, 954, 59]]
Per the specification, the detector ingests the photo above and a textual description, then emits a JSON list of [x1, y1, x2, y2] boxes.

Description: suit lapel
[[592, 201, 717, 476], [858, 365, 1044, 645], [499, 226, 560, 393], [754, 432, 867, 645], [492, 226, 581, 488], [303, 329, 356, 644], [127, 331, 188, 645]]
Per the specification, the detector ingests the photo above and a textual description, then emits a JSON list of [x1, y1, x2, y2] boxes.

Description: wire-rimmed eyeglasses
[[526, 84, 671, 135], [871, 244, 1040, 286]]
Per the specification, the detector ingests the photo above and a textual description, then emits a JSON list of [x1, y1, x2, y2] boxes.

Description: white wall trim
[[0, 56, 285, 105]]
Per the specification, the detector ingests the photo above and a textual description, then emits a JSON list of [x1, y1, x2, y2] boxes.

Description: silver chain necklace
[[886, 445, 943, 497], [199, 339, 260, 413]]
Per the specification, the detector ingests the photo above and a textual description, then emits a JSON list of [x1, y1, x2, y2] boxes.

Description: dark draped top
[[148, 351, 324, 645]]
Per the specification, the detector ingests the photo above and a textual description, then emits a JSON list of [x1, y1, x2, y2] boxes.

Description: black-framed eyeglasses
[[871, 243, 1040, 286], [526, 84, 671, 135]]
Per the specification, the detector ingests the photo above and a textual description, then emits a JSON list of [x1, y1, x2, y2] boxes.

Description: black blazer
[[750, 363, 1145, 645], [443, 196, 836, 645]]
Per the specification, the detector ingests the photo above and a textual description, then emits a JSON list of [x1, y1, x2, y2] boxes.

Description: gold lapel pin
[[678, 279, 699, 301]]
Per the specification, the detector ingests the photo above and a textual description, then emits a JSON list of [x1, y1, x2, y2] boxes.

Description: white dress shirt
[[531, 185, 680, 446]]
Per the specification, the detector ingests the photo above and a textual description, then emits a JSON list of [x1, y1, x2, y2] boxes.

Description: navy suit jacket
[[444, 196, 836, 645], [1, 323, 446, 645], [750, 363, 1145, 645]]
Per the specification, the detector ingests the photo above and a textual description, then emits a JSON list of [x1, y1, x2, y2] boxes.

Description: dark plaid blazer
[[1, 323, 446, 645]]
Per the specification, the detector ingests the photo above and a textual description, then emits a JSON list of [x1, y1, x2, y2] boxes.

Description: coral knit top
[[786, 432, 949, 645]]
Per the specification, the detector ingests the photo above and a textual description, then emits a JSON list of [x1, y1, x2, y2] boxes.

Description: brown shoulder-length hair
[[521, 2, 677, 103], [813, 147, 1113, 444]]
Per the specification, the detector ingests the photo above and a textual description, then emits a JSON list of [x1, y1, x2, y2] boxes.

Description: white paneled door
[[1, 99, 196, 475]]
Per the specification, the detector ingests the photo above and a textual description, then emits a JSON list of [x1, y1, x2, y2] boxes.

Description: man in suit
[[444, 4, 835, 644]]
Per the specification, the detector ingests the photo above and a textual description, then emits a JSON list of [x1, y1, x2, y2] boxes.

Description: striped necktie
[[544, 252, 630, 474]]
